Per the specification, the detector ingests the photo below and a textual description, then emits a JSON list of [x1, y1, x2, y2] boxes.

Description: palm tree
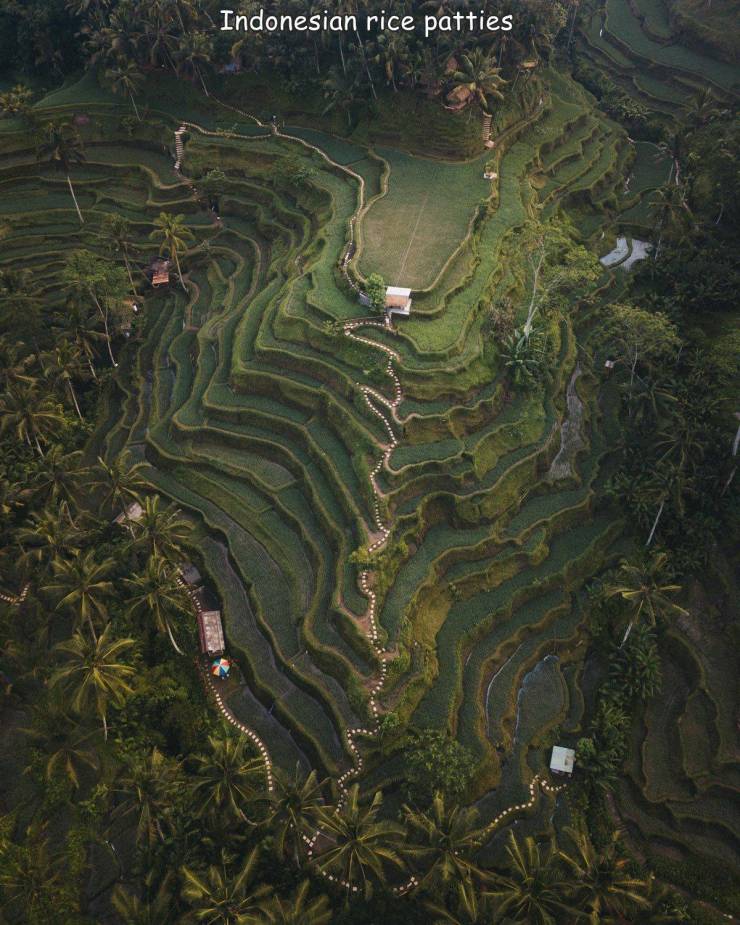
[[451, 50, 506, 114], [123, 554, 189, 653], [100, 212, 139, 293], [22, 691, 100, 789], [111, 873, 176, 925], [18, 504, 84, 573], [259, 765, 326, 867], [425, 879, 498, 925], [176, 31, 214, 95], [312, 785, 405, 898], [62, 251, 130, 366], [0, 383, 65, 457], [487, 832, 579, 924], [149, 212, 194, 291], [256, 880, 331, 925], [89, 454, 148, 522], [0, 824, 63, 923], [605, 552, 688, 645], [322, 67, 362, 128], [104, 59, 145, 120], [373, 32, 409, 92], [57, 301, 104, 380], [114, 748, 184, 847], [30, 445, 86, 514], [50, 624, 135, 739], [180, 847, 272, 924], [129, 495, 190, 563], [402, 793, 488, 894], [0, 337, 37, 390], [42, 340, 87, 420], [36, 121, 87, 223], [559, 825, 651, 922], [191, 733, 265, 823], [45, 549, 116, 642]]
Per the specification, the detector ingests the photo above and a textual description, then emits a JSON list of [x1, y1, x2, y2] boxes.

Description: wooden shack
[[151, 259, 170, 287], [198, 609, 225, 657]]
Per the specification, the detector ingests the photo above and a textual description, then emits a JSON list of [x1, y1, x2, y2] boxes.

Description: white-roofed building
[[550, 745, 576, 776], [385, 286, 412, 318]]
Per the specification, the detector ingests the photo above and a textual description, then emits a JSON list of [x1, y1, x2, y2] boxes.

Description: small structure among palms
[[448, 50, 506, 114], [149, 257, 171, 287], [550, 745, 575, 776]]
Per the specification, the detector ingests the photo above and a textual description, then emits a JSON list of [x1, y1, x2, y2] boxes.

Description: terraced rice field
[[358, 147, 491, 290], [577, 0, 740, 118], [3, 47, 733, 851]]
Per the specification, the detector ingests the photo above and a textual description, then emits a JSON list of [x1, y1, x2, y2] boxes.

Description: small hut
[[114, 501, 144, 525], [385, 286, 412, 319], [198, 609, 225, 657], [445, 85, 474, 112], [550, 745, 575, 776], [151, 259, 170, 287]]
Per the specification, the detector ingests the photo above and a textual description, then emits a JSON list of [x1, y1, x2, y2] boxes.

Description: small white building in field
[[550, 745, 576, 776], [385, 286, 412, 318]]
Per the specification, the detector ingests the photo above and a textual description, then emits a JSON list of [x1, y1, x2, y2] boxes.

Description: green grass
[[358, 146, 490, 289]]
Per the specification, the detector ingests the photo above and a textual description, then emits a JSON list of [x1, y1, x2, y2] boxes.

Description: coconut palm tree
[[41, 341, 87, 421], [180, 847, 272, 924], [128, 495, 189, 563], [36, 121, 87, 223], [104, 59, 145, 120], [402, 793, 488, 894], [100, 212, 139, 294], [45, 549, 116, 642], [256, 880, 331, 925], [450, 50, 506, 114], [30, 445, 86, 514], [425, 879, 498, 925], [57, 301, 104, 380], [259, 765, 326, 866], [50, 624, 135, 739], [605, 552, 688, 645], [0, 824, 63, 923], [123, 554, 189, 654], [559, 825, 651, 922], [191, 733, 265, 823], [0, 337, 37, 390], [149, 212, 194, 291], [89, 455, 148, 522], [18, 503, 84, 573], [321, 67, 362, 128], [22, 691, 100, 789], [0, 383, 65, 457], [62, 250, 130, 366], [111, 873, 176, 925], [113, 747, 184, 847], [487, 832, 579, 924], [312, 784, 405, 898], [175, 30, 214, 95]]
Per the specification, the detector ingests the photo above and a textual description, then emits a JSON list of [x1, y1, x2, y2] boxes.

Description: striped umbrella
[[211, 657, 231, 678]]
